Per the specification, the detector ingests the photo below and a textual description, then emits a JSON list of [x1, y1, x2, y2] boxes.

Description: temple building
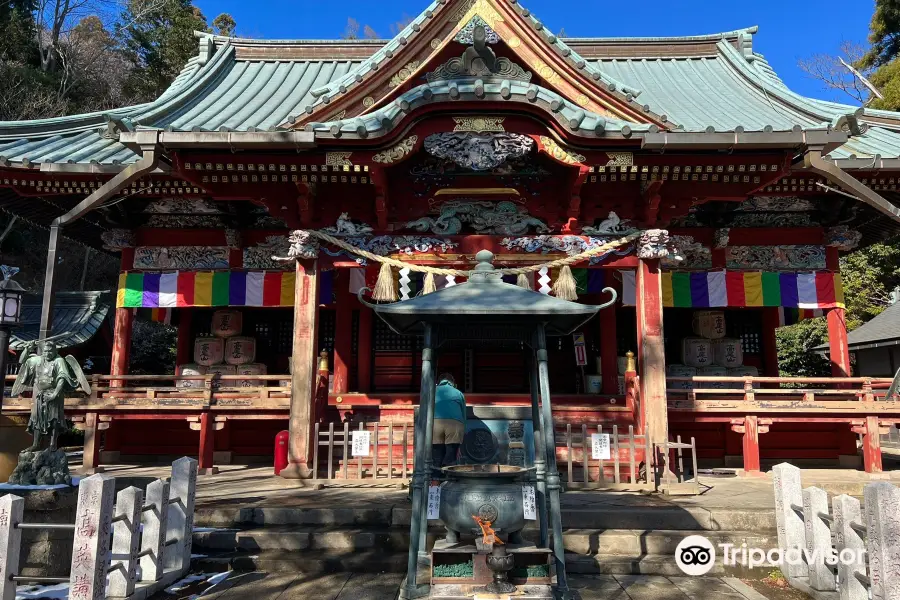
[[1, 0, 899, 478]]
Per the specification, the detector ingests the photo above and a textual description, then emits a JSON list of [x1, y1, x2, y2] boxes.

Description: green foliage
[[776, 318, 831, 377], [433, 560, 474, 578], [777, 238, 900, 376], [862, 0, 900, 68], [119, 0, 209, 101], [129, 321, 177, 375], [869, 59, 900, 111], [212, 13, 236, 37]]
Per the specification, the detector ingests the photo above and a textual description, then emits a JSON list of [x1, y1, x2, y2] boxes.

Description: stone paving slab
[[188, 572, 785, 600]]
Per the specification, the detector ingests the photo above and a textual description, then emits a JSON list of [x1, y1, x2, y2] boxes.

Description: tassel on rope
[[372, 263, 398, 302], [422, 272, 437, 295], [552, 265, 578, 301], [516, 273, 532, 291]]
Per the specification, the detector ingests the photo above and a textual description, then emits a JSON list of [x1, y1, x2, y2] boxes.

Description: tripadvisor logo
[[675, 536, 716, 576]]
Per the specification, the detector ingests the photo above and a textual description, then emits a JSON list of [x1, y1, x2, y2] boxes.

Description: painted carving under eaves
[[500, 235, 635, 265], [637, 230, 680, 261], [738, 197, 816, 212], [143, 199, 221, 214], [454, 16, 500, 44], [321, 213, 374, 237], [407, 200, 549, 235], [424, 132, 534, 171], [726, 246, 826, 270], [146, 214, 225, 228], [133, 247, 230, 270], [730, 212, 816, 228], [244, 236, 291, 270], [824, 226, 862, 251], [714, 228, 730, 249], [581, 212, 637, 236], [285, 230, 320, 261], [101, 229, 135, 251], [328, 236, 459, 257], [662, 236, 711, 269]]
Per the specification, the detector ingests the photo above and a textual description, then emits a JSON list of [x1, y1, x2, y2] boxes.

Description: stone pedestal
[[0, 415, 31, 482], [0, 486, 78, 577], [8, 449, 72, 486]]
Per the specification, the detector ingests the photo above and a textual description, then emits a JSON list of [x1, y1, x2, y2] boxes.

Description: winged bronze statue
[[12, 340, 91, 451]]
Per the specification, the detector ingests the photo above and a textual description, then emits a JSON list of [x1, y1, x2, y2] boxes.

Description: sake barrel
[[728, 366, 760, 390], [236, 363, 267, 388], [698, 366, 729, 389], [712, 338, 743, 368], [208, 364, 236, 389], [211, 309, 242, 338], [682, 337, 712, 368], [176, 363, 207, 389], [225, 336, 257, 365], [692, 310, 727, 340], [666, 364, 697, 390], [194, 337, 224, 366]]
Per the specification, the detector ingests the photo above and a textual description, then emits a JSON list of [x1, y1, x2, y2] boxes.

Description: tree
[[861, 0, 900, 69], [119, 0, 208, 100], [776, 318, 831, 377], [341, 17, 378, 40], [211, 12, 235, 36], [798, 42, 870, 105]]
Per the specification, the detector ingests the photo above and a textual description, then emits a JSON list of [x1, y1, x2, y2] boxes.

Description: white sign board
[[573, 332, 587, 366], [427, 485, 441, 519], [591, 433, 611, 460], [522, 485, 537, 520], [352, 430, 371, 457]]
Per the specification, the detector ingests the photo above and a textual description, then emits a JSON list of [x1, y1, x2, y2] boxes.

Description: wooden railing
[[667, 376, 897, 406], [2, 373, 291, 410]]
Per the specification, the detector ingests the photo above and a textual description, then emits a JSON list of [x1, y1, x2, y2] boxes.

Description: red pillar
[[281, 259, 320, 479], [176, 308, 193, 366], [635, 259, 667, 446], [599, 279, 619, 395], [357, 300, 373, 393], [738, 416, 761, 473], [761, 308, 781, 377], [855, 416, 884, 473], [825, 246, 851, 377], [110, 307, 134, 382], [198, 411, 217, 475], [333, 275, 353, 394]]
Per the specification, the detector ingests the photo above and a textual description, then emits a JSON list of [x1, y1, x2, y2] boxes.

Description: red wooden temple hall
[[2, 0, 900, 477]]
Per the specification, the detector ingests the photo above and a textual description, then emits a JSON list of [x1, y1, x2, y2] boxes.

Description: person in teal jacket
[[432, 373, 466, 473]]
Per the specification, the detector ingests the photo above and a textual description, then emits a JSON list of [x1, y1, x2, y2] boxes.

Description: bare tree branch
[[798, 41, 871, 105]]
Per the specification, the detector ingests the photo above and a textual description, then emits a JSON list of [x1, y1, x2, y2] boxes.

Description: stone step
[[193, 527, 776, 557], [195, 505, 777, 532]]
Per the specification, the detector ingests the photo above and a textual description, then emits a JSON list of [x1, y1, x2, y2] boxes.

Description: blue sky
[[193, 0, 874, 104]]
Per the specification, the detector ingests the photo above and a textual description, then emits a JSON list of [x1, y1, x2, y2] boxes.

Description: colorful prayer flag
[[117, 271, 297, 308], [622, 270, 844, 310]]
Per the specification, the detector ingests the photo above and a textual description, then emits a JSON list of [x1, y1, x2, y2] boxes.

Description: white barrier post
[[139, 479, 169, 582], [803, 486, 834, 591], [864, 482, 900, 600], [108, 486, 144, 597], [69, 474, 115, 600], [832, 494, 867, 600], [773, 463, 806, 579], [0, 495, 24, 600], [164, 457, 197, 574]]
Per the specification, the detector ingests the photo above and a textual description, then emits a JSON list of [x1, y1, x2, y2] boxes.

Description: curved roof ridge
[[562, 26, 759, 44]]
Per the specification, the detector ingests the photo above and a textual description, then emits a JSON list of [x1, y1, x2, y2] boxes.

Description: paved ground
[[177, 572, 777, 600], [97, 462, 899, 513]]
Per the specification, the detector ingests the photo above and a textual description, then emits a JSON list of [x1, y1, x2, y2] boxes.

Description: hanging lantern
[[0, 273, 24, 327]]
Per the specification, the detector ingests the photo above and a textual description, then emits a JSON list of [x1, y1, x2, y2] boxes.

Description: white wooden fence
[[773, 462, 900, 600], [0, 457, 198, 600]]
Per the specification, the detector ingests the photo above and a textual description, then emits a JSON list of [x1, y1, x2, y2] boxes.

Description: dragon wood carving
[[407, 200, 549, 235], [424, 132, 534, 171]]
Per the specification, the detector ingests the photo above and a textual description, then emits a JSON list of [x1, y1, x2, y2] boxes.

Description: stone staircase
[[191, 501, 778, 577]]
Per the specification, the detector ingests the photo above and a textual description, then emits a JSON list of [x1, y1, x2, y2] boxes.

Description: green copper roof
[[11, 291, 112, 350], [2, 15, 900, 166]]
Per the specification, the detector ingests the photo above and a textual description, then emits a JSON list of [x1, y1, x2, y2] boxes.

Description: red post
[[635, 259, 667, 447], [333, 275, 353, 394], [109, 307, 134, 385], [741, 416, 760, 473], [761, 307, 781, 376], [857, 416, 884, 474], [281, 259, 320, 479], [599, 287, 619, 395], [357, 301, 373, 393], [825, 246, 851, 378], [81, 412, 104, 474], [198, 411, 217, 475], [176, 308, 193, 366]]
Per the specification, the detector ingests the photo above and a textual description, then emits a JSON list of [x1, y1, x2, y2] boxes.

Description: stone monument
[[7, 341, 91, 485]]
